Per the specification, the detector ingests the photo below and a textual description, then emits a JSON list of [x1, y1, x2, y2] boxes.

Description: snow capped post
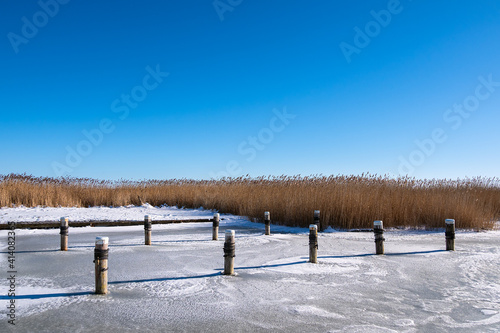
[[314, 210, 321, 232], [144, 215, 152, 246], [445, 219, 455, 251], [264, 211, 271, 235], [223, 230, 235, 275], [374, 220, 384, 255], [309, 224, 318, 263], [94, 237, 109, 295], [213, 213, 220, 241], [60, 217, 68, 251]]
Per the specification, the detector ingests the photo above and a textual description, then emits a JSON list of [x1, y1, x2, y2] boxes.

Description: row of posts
[[309, 217, 456, 262], [60, 211, 276, 252], [60, 214, 221, 250], [58, 213, 456, 294]]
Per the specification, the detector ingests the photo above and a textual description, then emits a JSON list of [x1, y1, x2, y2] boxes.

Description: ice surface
[[0, 205, 499, 332]]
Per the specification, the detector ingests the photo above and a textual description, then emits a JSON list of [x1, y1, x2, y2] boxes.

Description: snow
[[1, 205, 499, 332], [0, 203, 214, 223]]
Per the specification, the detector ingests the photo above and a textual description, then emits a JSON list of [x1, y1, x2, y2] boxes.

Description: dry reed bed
[[1, 174, 499, 230]]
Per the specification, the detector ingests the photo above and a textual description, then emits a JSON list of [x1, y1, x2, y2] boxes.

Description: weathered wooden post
[[264, 211, 271, 235], [374, 220, 384, 255], [314, 210, 321, 232], [445, 219, 455, 251], [309, 224, 318, 263], [144, 215, 152, 245], [223, 230, 235, 275], [60, 217, 68, 251], [94, 236, 109, 295], [213, 213, 220, 241]]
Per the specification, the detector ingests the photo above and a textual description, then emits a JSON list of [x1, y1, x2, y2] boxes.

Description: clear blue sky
[[1, 0, 499, 180]]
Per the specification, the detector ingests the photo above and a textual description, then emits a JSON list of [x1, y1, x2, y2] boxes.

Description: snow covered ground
[[0, 205, 499, 332], [0, 203, 212, 223]]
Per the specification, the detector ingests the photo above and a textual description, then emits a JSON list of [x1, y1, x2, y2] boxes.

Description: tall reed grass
[[1, 173, 499, 230]]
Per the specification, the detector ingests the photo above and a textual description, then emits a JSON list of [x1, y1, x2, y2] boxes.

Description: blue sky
[[1, 0, 499, 180]]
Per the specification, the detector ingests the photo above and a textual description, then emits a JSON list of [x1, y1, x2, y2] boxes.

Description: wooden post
[[94, 237, 109, 295], [445, 219, 455, 251], [374, 220, 384, 255], [264, 211, 271, 235], [213, 213, 220, 241], [60, 217, 68, 251], [223, 230, 235, 275], [314, 210, 321, 232], [309, 224, 318, 263], [144, 215, 152, 246]]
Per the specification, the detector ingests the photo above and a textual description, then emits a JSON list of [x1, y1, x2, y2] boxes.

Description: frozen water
[[0, 206, 499, 332]]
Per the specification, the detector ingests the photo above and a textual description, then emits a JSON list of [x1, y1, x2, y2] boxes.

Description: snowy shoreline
[[1, 204, 498, 232]]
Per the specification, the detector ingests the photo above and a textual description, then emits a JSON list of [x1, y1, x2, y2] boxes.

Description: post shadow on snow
[[214, 260, 307, 272], [7, 240, 219, 252], [0, 241, 207, 253], [0, 249, 61, 254], [4, 244, 147, 252], [110, 261, 308, 285], [68, 240, 215, 248], [0, 291, 93, 300], [0, 273, 224, 300], [385, 249, 446, 256], [109, 272, 222, 285], [311, 249, 447, 260], [68, 243, 152, 249]]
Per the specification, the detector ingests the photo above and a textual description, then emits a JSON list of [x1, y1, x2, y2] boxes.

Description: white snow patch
[[394, 318, 415, 327], [290, 304, 344, 319], [0, 204, 215, 224]]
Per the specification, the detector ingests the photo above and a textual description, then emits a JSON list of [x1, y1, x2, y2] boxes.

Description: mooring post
[[223, 230, 235, 275], [309, 224, 318, 263], [374, 220, 385, 255], [213, 213, 220, 241], [94, 236, 109, 295], [264, 211, 271, 235], [60, 217, 69, 251], [314, 210, 321, 232], [445, 219, 455, 251], [144, 215, 152, 245]]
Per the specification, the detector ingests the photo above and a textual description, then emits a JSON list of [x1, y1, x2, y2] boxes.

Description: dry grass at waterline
[[1, 174, 499, 230]]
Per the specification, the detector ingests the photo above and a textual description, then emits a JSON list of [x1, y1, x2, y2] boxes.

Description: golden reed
[[1, 174, 498, 230]]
